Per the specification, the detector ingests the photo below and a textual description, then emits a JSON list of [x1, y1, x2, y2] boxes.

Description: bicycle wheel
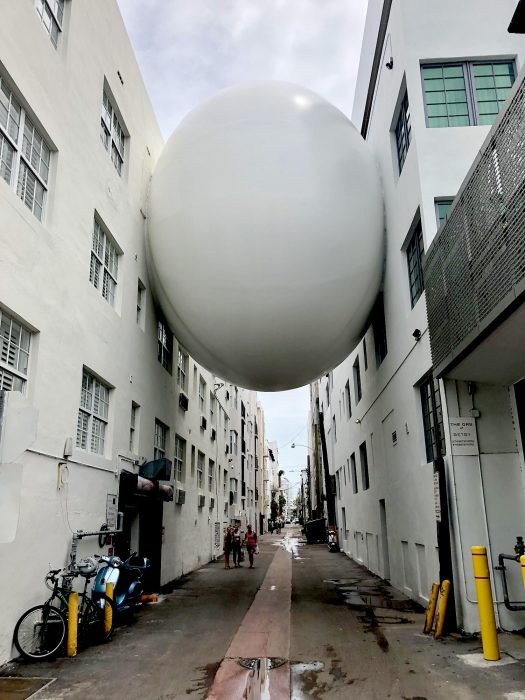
[[13, 605, 67, 660], [78, 594, 116, 646]]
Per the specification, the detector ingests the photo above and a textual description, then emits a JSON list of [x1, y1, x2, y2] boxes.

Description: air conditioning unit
[[209, 497, 215, 509], [200, 416, 207, 430], [211, 428, 216, 441], [179, 393, 189, 411], [198, 494, 206, 508], [175, 488, 186, 505]]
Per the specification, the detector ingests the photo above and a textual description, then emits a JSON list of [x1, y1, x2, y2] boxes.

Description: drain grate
[[238, 657, 287, 670], [0, 677, 55, 699]]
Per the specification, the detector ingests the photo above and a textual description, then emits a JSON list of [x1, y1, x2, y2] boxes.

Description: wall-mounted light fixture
[[355, 419, 361, 424], [412, 328, 422, 341], [385, 58, 394, 70]]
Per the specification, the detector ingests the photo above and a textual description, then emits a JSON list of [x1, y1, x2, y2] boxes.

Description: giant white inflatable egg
[[147, 81, 383, 391]]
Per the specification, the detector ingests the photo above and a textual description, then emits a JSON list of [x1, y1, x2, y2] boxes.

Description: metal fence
[[424, 72, 525, 374]]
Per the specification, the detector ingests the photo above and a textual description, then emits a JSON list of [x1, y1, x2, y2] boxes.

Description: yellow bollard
[[67, 592, 78, 657], [424, 582, 440, 634], [520, 555, 525, 590], [472, 546, 500, 660], [434, 580, 451, 639], [104, 582, 114, 636]]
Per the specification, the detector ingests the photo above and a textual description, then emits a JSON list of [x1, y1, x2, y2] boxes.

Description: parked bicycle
[[13, 558, 116, 661]]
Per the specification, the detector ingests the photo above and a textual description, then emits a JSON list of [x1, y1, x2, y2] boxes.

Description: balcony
[[424, 71, 525, 384]]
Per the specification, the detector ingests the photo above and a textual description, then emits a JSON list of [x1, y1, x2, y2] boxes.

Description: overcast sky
[[116, 0, 368, 490]]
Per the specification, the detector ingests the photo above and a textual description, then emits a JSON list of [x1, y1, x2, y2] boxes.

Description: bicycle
[[13, 560, 116, 661]]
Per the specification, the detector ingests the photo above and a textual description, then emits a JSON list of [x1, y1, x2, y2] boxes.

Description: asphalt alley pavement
[[2, 526, 525, 699]]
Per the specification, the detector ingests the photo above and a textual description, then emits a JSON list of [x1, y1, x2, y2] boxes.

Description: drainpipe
[[318, 411, 336, 527]]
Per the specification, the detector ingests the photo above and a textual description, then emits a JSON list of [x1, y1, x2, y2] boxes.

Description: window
[[0, 74, 51, 221], [350, 453, 358, 494], [136, 280, 145, 325], [210, 392, 216, 425], [372, 294, 388, 366], [129, 402, 139, 453], [326, 380, 330, 407], [174, 435, 186, 482], [344, 380, 352, 419], [100, 89, 125, 175], [223, 469, 228, 496], [157, 318, 172, 372], [208, 459, 214, 491], [332, 415, 337, 442], [420, 376, 446, 463], [154, 419, 168, 460], [197, 451, 205, 489], [435, 199, 454, 229], [395, 91, 412, 172], [234, 386, 238, 408], [76, 370, 110, 455], [359, 441, 370, 491], [177, 348, 188, 391], [34, 0, 64, 47], [90, 218, 119, 306], [422, 61, 516, 128], [363, 338, 368, 371], [199, 376, 206, 413], [406, 221, 425, 307], [0, 309, 31, 392], [336, 471, 341, 499], [353, 357, 362, 404], [230, 430, 238, 456]]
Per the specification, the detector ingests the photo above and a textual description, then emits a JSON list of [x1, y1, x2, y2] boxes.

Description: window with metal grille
[[199, 376, 206, 413], [89, 218, 119, 305], [395, 91, 411, 173], [154, 419, 168, 460], [359, 441, 370, 491], [0, 309, 31, 392], [197, 451, 205, 489], [177, 347, 188, 390], [420, 376, 446, 463], [174, 435, 186, 482], [34, 0, 64, 47], [100, 89, 125, 175], [129, 401, 139, 453], [406, 221, 425, 307], [76, 370, 110, 455], [435, 199, 454, 229], [208, 459, 214, 491], [353, 357, 362, 404], [422, 61, 515, 128], [0, 74, 51, 221], [350, 453, 358, 494], [157, 318, 172, 372]]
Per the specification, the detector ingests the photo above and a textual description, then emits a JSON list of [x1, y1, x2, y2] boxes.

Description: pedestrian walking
[[223, 527, 233, 569], [232, 526, 242, 567], [245, 524, 258, 568], [268, 520, 274, 535]]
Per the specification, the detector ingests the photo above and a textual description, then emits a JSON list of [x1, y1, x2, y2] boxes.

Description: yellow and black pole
[[67, 591, 78, 657], [520, 555, 525, 590], [434, 580, 451, 639], [472, 546, 500, 661], [105, 583, 114, 635], [423, 582, 440, 634]]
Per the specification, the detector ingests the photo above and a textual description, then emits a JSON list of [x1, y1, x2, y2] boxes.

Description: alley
[[3, 527, 525, 699]]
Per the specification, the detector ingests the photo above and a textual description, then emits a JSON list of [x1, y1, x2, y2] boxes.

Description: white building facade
[[311, 0, 525, 632], [0, 0, 263, 664]]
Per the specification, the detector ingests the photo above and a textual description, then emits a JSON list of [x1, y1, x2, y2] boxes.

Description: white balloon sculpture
[[147, 81, 383, 391]]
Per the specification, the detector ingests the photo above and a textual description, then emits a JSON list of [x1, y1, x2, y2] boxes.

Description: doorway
[[379, 499, 390, 580]]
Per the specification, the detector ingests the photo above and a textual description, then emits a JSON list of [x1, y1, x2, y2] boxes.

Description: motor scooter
[[92, 552, 150, 613]]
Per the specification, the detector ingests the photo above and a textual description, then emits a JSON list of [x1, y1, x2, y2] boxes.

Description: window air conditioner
[[211, 428, 216, 441], [175, 488, 186, 505], [200, 416, 207, 430], [179, 393, 189, 411], [198, 494, 206, 508]]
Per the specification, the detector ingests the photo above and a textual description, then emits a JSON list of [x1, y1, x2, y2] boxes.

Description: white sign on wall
[[214, 522, 221, 550], [433, 472, 441, 523], [106, 494, 118, 530], [449, 417, 479, 456]]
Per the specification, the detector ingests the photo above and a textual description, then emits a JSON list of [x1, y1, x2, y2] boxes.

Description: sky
[[116, 0, 369, 492]]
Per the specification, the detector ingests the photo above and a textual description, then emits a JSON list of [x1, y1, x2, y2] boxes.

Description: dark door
[[139, 498, 163, 592]]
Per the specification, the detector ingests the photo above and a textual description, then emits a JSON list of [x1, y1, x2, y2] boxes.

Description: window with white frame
[[223, 469, 228, 496], [157, 318, 173, 372], [136, 280, 145, 325], [0, 74, 51, 221], [197, 451, 205, 489], [422, 61, 516, 128], [0, 309, 31, 392], [230, 429, 238, 456], [208, 459, 214, 491], [76, 370, 110, 455], [174, 435, 186, 482], [394, 91, 411, 173], [100, 89, 125, 175], [34, 0, 64, 47], [129, 401, 139, 453], [90, 218, 119, 306], [177, 347, 188, 391], [199, 376, 206, 413], [154, 419, 168, 460]]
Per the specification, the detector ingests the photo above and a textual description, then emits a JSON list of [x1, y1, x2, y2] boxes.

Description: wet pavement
[[2, 527, 525, 699]]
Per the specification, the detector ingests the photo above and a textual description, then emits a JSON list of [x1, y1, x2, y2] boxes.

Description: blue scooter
[[92, 552, 151, 613]]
